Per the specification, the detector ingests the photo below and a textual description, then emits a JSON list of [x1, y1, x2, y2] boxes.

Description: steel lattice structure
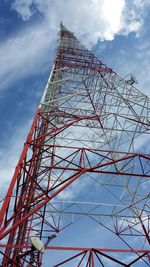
[[0, 23, 150, 266]]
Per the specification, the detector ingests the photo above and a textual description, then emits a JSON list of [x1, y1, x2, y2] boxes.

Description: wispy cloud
[[11, 0, 148, 43], [0, 24, 55, 91], [0, 0, 149, 92]]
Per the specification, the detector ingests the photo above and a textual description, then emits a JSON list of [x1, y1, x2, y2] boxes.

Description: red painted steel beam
[[0, 108, 41, 229], [30, 142, 150, 157], [46, 246, 150, 253], [0, 244, 149, 254]]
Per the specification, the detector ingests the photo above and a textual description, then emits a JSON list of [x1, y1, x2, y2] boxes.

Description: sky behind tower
[[0, 0, 150, 265]]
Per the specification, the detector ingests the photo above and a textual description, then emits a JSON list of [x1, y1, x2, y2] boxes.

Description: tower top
[[59, 22, 85, 50], [60, 22, 68, 32]]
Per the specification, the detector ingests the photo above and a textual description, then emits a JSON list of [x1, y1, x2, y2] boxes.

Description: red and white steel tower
[[0, 23, 150, 266]]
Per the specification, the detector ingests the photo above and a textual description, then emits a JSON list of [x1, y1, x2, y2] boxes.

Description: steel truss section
[[0, 23, 150, 266]]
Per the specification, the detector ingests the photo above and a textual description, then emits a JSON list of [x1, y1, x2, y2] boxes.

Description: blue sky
[[0, 0, 150, 266]]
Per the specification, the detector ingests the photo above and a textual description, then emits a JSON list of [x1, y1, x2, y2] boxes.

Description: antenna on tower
[[126, 73, 138, 85], [30, 236, 45, 253], [15, 234, 57, 266], [29, 234, 57, 253]]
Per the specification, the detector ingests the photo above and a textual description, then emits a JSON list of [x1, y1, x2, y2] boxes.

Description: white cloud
[[11, 0, 147, 43], [0, 0, 148, 92], [58, 175, 92, 201], [12, 0, 35, 21], [0, 24, 56, 91], [133, 0, 150, 8], [107, 38, 150, 97]]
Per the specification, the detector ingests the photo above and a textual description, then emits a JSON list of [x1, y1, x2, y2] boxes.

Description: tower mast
[[0, 24, 150, 266]]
